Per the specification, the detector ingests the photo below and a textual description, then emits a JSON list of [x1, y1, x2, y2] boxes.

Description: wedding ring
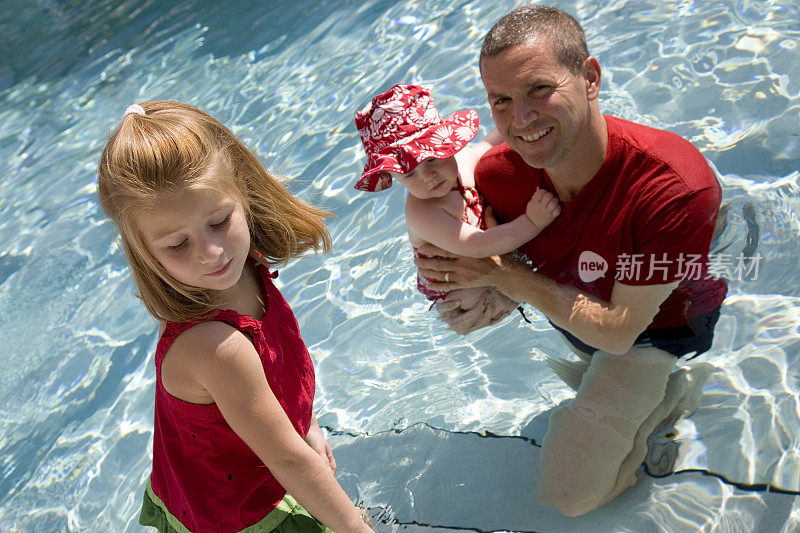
[[445, 272, 451, 283]]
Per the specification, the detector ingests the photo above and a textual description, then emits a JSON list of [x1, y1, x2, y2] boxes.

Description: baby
[[355, 84, 560, 308]]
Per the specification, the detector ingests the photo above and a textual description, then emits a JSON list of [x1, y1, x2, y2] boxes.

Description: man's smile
[[519, 126, 553, 143]]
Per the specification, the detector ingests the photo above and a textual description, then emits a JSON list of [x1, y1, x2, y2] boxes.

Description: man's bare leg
[[537, 347, 676, 516], [538, 345, 713, 516], [600, 361, 713, 506]]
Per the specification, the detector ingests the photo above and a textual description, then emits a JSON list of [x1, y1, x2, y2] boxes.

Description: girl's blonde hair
[[97, 101, 332, 322]]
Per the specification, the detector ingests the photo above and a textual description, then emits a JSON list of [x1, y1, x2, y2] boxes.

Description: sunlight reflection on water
[[0, 0, 799, 530]]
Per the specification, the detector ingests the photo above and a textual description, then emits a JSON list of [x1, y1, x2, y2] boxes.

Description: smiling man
[[415, 5, 727, 516]]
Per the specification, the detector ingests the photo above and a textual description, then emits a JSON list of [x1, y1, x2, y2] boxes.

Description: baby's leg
[[537, 347, 676, 516]]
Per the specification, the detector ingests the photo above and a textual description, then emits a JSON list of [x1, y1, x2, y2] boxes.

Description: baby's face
[[389, 156, 459, 200]]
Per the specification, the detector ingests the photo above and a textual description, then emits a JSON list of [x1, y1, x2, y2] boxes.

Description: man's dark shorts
[[550, 305, 722, 360]]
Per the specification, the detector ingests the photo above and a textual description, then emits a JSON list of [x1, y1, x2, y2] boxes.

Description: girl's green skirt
[[139, 481, 334, 533]]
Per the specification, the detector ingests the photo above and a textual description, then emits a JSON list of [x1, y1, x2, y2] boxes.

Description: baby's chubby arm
[[526, 188, 561, 232], [167, 323, 374, 533], [405, 195, 529, 257], [405, 190, 559, 258]]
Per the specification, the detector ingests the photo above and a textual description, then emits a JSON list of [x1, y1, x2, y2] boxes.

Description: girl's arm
[[305, 413, 337, 474], [169, 323, 373, 533], [405, 189, 559, 258]]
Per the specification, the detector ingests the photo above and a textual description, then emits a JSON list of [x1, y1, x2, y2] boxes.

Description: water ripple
[[1, 0, 799, 530]]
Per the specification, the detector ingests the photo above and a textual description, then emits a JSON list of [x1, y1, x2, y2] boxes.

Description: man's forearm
[[413, 245, 673, 351], [486, 260, 637, 354]]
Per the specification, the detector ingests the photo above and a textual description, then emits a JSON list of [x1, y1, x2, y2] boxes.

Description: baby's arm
[[405, 189, 560, 258], [455, 128, 504, 184], [171, 323, 373, 533], [525, 188, 562, 232]]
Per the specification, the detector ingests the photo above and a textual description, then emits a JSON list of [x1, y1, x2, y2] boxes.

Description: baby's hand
[[525, 189, 561, 231]]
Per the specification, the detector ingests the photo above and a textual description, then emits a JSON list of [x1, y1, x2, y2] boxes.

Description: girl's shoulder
[[168, 318, 242, 347], [161, 320, 255, 404]]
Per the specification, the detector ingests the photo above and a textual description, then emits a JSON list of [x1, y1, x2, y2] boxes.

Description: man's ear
[[582, 56, 601, 101]]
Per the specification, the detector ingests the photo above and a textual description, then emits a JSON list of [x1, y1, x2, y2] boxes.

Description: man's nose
[[513, 102, 538, 128]]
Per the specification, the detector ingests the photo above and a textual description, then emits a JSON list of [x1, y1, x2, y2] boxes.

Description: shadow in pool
[[329, 422, 797, 532], [0, 0, 378, 92]]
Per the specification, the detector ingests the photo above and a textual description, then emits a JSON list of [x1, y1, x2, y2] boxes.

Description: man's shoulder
[[607, 115, 716, 191], [479, 142, 519, 163], [475, 143, 531, 179], [609, 115, 699, 155]]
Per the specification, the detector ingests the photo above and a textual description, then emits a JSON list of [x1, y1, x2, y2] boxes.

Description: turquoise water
[[1, 0, 799, 531]]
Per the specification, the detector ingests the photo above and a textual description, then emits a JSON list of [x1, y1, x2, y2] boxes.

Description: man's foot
[[644, 419, 682, 477], [544, 355, 590, 392], [642, 363, 714, 476]]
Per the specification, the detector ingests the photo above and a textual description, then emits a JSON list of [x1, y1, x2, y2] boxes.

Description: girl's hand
[[305, 418, 337, 474], [359, 508, 376, 531]]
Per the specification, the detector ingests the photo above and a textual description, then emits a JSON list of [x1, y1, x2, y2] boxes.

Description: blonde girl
[[98, 101, 373, 533]]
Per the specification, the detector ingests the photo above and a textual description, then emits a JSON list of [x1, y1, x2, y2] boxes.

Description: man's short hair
[[480, 5, 590, 75]]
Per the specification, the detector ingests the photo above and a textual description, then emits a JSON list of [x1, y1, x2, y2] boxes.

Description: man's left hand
[[435, 288, 519, 334]]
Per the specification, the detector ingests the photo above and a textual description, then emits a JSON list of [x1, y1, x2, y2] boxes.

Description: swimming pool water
[[1, 0, 799, 531]]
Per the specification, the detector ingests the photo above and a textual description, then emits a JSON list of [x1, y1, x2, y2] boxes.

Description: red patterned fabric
[[148, 264, 316, 532], [354, 84, 479, 191]]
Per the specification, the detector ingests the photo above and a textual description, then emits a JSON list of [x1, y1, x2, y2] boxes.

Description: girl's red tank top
[[149, 265, 316, 532]]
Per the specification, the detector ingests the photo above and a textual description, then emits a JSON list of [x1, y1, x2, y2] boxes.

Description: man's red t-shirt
[[475, 115, 727, 329]]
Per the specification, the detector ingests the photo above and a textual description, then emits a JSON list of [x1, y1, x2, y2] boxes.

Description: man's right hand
[[435, 288, 518, 335]]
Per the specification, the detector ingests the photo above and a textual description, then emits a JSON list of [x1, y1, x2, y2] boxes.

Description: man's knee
[[538, 464, 618, 517], [537, 405, 622, 516], [538, 485, 604, 517]]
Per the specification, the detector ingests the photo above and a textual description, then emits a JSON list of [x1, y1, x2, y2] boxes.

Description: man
[[415, 5, 726, 516]]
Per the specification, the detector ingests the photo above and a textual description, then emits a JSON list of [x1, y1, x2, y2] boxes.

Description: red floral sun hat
[[354, 84, 479, 192]]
